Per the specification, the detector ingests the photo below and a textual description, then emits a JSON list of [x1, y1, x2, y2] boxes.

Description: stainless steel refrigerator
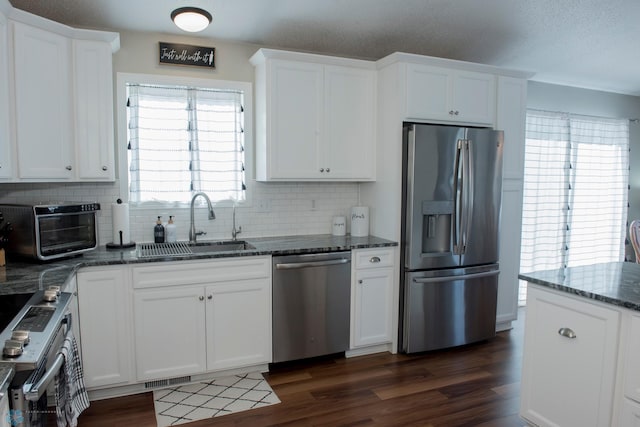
[[400, 123, 503, 353]]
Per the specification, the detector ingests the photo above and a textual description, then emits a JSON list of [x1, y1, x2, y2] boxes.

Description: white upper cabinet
[[263, 59, 323, 179], [324, 65, 376, 179], [406, 63, 496, 125], [73, 39, 115, 180], [0, 12, 11, 179], [251, 49, 376, 181], [4, 5, 119, 182], [12, 21, 74, 180]]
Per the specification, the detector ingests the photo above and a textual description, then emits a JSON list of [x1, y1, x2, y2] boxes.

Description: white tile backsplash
[[0, 180, 360, 244]]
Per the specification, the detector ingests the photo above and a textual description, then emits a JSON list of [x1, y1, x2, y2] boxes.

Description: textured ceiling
[[8, 0, 640, 95]]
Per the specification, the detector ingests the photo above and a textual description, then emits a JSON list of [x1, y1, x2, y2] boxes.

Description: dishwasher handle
[[275, 258, 351, 270]]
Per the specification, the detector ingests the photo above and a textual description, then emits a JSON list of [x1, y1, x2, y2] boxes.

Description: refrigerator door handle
[[452, 139, 464, 255], [412, 269, 499, 283], [463, 139, 474, 254]]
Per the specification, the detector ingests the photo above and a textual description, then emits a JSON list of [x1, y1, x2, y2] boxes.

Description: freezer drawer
[[402, 265, 499, 353]]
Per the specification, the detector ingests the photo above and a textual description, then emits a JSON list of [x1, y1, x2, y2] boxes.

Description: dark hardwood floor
[[76, 309, 525, 427]]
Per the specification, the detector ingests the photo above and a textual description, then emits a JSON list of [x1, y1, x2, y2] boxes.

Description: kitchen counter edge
[[519, 261, 640, 312]]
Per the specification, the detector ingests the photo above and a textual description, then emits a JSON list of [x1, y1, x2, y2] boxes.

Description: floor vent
[[145, 376, 192, 389]]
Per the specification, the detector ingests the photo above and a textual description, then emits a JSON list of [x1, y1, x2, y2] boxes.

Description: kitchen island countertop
[[519, 261, 640, 312], [0, 234, 397, 295]]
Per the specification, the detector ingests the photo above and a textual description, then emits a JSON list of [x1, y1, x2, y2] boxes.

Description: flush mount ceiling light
[[171, 7, 212, 32]]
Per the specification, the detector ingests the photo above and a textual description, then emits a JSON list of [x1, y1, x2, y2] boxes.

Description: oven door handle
[[24, 352, 65, 401], [24, 313, 72, 402]]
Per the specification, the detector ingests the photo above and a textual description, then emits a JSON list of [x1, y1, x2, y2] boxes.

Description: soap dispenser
[[154, 216, 165, 243], [166, 216, 177, 243]]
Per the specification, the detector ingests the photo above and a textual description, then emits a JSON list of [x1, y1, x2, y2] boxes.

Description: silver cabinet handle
[[198, 295, 204, 301], [358, 279, 363, 284], [449, 110, 455, 115], [66, 165, 72, 171], [558, 327, 577, 339], [320, 168, 325, 172], [207, 295, 212, 300], [326, 168, 330, 172], [102, 166, 108, 171], [369, 256, 381, 263], [454, 110, 459, 115]]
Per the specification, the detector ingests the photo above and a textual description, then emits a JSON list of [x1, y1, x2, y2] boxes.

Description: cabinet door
[[352, 267, 394, 347], [405, 63, 495, 125], [268, 59, 323, 179], [0, 14, 11, 179], [73, 40, 115, 180], [520, 286, 619, 427], [624, 315, 640, 403], [450, 70, 496, 124], [323, 66, 375, 180], [77, 267, 133, 388], [496, 180, 523, 329], [406, 63, 451, 121], [134, 286, 207, 381], [206, 278, 271, 371], [12, 22, 73, 179]]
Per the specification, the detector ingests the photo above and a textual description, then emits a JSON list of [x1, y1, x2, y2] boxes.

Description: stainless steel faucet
[[189, 192, 216, 244], [231, 205, 242, 240]]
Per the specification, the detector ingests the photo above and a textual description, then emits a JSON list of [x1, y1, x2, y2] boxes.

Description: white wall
[[0, 30, 361, 244], [527, 81, 640, 260]]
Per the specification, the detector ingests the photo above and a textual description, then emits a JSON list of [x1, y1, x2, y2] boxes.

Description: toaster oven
[[0, 203, 100, 261]]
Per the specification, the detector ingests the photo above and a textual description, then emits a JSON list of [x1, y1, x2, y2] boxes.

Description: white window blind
[[519, 110, 629, 304], [126, 83, 245, 203]]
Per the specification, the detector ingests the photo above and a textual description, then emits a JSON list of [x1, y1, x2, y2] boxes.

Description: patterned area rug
[[153, 372, 280, 426]]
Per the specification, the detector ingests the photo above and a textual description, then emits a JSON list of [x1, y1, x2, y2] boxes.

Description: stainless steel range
[[0, 288, 73, 427]]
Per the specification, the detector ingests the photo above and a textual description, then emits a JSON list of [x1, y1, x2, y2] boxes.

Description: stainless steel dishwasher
[[272, 251, 351, 363]]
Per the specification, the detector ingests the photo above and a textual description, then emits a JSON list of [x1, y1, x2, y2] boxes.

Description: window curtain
[[127, 83, 245, 203], [519, 110, 629, 303]]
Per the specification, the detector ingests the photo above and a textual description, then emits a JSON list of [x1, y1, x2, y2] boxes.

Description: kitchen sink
[[137, 240, 256, 258]]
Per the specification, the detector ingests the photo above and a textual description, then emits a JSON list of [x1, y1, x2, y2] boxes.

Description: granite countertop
[[0, 234, 397, 296], [0, 362, 13, 397], [519, 261, 640, 312]]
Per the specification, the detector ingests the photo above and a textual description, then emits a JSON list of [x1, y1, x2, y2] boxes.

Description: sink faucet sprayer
[[189, 192, 216, 244]]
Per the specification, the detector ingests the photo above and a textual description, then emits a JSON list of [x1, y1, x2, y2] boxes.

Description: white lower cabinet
[[620, 315, 640, 426], [350, 247, 395, 349], [520, 286, 620, 427], [132, 257, 271, 382], [134, 285, 207, 380], [77, 266, 133, 389]]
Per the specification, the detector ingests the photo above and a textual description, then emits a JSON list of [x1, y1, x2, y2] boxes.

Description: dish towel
[[55, 330, 90, 427]]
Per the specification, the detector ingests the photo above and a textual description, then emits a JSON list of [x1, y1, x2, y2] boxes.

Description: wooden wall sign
[[159, 42, 215, 69]]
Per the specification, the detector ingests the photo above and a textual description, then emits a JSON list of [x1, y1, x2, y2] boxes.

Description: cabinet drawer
[[353, 247, 395, 269], [132, 256, 271, 289]]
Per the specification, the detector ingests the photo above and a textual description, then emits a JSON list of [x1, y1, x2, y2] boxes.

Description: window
[[126, 81, 246, 204], [519, 110, 629, 304]]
